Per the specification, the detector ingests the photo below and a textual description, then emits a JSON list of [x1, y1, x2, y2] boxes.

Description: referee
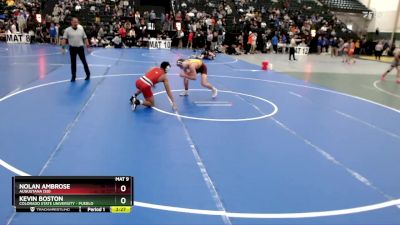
[[61, 17, 91, 82]]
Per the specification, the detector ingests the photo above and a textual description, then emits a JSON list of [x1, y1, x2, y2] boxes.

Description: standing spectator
[[375, 41, 384, 61], [272, 34, 278, 53], [289, 35, 296, 61], [177, 29, 184, 48], [118, 25, 126, 44], [149, 10, 156, 23], [281, 33, 287, 49], [322, 37, 329, 53], [206, 30, 213, 50], [134, 11, 140, 25], [55, 24, 60, 44], [11, 21, 17, 33], [218, 29, 224, 45], [250, 32, 257, 54], [338, 38, 345, 56], [342, 40, 349, 63], [317, 36, 322, 54], [187, 31, 194, 49], [61, 18, 91, 82], [211, 30, 218, 50], [330, 37, 338, 57], [17, 11, 26, 33], [49, 23, 57, 44], [347, 40, 356, 64], [355, 40, 360, 55], [359, 39, 367, 55]]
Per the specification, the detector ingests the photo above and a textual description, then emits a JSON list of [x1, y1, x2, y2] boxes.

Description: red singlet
[[135, 67, 165, 98]]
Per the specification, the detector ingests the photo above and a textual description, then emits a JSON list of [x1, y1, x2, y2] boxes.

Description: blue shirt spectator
[[49, 24, 57, 37], [281, 34, 287, 43], [317, 37, 323, 46], [272, 35, 278, 45]]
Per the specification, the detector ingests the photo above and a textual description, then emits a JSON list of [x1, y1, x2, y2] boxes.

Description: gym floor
[[0, 43, 399, 225]]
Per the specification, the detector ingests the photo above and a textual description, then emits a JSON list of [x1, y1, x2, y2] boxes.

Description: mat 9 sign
[[6, 34, 31, 44]]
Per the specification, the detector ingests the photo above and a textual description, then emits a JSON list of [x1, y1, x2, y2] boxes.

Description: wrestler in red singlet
[[135, 67, 165, 99], [130, 62, 177, 111]]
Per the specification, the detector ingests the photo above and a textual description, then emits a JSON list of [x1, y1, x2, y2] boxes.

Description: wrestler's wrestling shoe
[[179, 90, 189, 96], [130, 96, 138, 111], [129, 96, 135, 104], [212, 87, 218, 98]]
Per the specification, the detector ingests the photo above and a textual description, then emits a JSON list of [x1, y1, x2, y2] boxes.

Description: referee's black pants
[[70, 46, 90, 79], [289, 47, 296, 60]]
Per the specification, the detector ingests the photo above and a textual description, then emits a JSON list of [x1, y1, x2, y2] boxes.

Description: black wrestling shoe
[[71, 76, 76, 82], [131, 99, 141, 111], [85, 75, 90, 80], [129, 96, 136, 105]]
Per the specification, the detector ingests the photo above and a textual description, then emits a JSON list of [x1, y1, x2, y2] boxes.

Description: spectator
[[49, 23, 57, 44], [177, 29, 184, 48], [375, 41, 383, 61], [187, 31, 194, 49], [331, 37, 338, 57], [250, 32, 257, 54], [11, 21, 17, 33], [149, 10, 156, 23], [17, 11, 26, 33], [118, 25, 126, 43], [272, 34, 278, 53], [112, 34, 123, 48], [317, 36, 322, 54]]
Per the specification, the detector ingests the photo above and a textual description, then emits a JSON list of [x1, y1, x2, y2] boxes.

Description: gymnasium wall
[[359, 0, 400, 40]]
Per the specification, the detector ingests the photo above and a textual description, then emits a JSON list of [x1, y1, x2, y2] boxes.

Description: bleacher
[[319, 0, 370, 13]]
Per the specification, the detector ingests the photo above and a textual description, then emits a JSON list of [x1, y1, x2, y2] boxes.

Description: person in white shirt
[[17, 12, 26, 33], [289, 35, 297, 61], [61, 18, 91, 82], [11, 22, 17, 33]]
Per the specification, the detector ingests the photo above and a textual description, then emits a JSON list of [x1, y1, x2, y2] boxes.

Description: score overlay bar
[[15, 206, 132, 213], [13, 176, 133, 213]]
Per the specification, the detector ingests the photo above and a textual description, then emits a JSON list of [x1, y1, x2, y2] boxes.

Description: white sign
[[6, 33, 31, 44], [295, 46, 309, 55], [149, 38, 171, 49]]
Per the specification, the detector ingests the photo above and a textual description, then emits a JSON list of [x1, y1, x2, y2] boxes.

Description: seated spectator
[[112, 34, 123, 48], [90, 36, 99, 46]]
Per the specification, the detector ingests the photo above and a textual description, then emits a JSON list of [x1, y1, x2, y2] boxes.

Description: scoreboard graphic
[[12, 176, 133, 213]]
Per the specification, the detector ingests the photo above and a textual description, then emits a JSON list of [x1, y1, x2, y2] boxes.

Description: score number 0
[[115, 176, 130, 205]]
